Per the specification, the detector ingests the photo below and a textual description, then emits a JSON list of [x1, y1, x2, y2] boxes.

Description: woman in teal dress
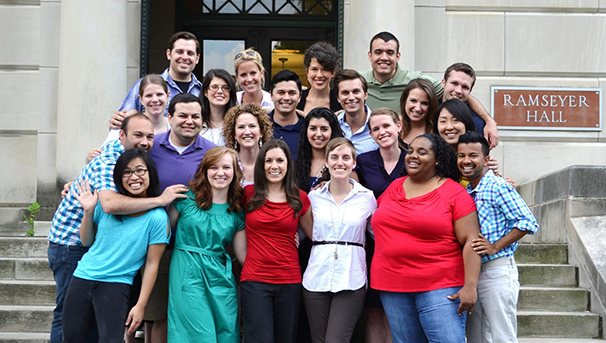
[[167, 146, 247, 342]]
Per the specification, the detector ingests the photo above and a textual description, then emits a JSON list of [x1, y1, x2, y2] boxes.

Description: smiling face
[[404, 87, 430, 123], [235, 113, 262, 150], [139, 83, 169, 119], [369, 114, 402, 149], [271, 80, 300, 116], [307, 117, 332, 150], [120, 116, 154, 152], [121, 157, 150, 198], [326, 145, 356, 181], [204, 76, 231, 108], [264, 147, 288, 184], [337, 78, 367, 115], [236, 61, 263, 95], [169, 101, 203, 144], [368, 38, 400, 81], [166, 38, 199, 80], [436, 108, 466, 147], [405, 137, 437, 178], [457, 142, 489, 184], [306, 58, 335, 92], [442, 70, 474, 102], [207, 153, 235, 191]]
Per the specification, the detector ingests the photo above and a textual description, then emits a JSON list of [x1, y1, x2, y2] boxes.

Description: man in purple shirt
[[145, 92, 215, 342]]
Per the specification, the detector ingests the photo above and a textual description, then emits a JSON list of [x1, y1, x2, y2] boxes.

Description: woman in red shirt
[[371, 133, 481, 343], [241, 139, 313, 343]]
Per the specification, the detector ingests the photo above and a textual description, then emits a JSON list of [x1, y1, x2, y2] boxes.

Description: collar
[[160, 68, 202, 90], [362, 64, 408, 86], [337, 105, 372, 127], [269, 110, 303, 129], [157, 130, 205, 152], [318, 179, 364, 196], [467, 169, 495, 194]]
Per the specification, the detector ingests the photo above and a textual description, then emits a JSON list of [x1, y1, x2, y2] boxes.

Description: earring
[[235, 141, 239, 150], [259, 140, 263, 148], [435, 162, 439, 165]]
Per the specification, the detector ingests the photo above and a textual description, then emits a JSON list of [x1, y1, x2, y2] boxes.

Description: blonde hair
[[234, 48, 265, 87]]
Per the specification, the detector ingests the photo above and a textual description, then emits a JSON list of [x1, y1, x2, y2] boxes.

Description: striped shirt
[[467, 170, 539, 263], [48, 140, 124, 246]]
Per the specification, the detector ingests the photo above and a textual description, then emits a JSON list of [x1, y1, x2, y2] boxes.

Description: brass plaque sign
[[491, 87, 602, 131]]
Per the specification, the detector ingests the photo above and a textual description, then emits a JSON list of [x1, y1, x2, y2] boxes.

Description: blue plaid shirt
[[118, 68, 202, 114], [49, 140, 124, 246], [467, 170, 539, 263]]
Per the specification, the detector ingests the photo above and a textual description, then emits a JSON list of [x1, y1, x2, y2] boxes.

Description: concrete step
[[518, 264, 577, 287], [16, 222, 51, 238], [0, 258, 52, 281], [519, 339, 604, 342], [519, 286, 590, 312], [516, 243, 568, 264], [0, 281, 55, 306], [0, 238, 48, 259], [0, 305, 52, 333], [517, 311, 600, 338], [0, 332, 49, 343]]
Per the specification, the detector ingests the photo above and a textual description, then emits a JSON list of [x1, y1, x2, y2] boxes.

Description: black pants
[[62, 277, 130, 343], [303, 287, 366, 343], [241, 281, 301, 343]]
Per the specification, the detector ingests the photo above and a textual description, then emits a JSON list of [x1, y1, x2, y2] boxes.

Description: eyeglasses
[[234, 50, 258, 61], [122, 168, 148, 178], [208, 84, 231, 92]]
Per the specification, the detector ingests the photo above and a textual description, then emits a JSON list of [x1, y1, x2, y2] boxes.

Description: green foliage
[[23, 202, 40, 236]]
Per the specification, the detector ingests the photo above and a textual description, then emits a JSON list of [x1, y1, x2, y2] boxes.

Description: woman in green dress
[[167, 146, 247, 342]]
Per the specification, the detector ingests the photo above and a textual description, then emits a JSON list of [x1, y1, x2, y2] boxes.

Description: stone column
[[56, 0, 127, 182], [343, 0, 415, 72]]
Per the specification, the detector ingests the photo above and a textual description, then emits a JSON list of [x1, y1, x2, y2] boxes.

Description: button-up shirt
[[467, 170, 539, 263], [118, 68, 202, 115], [337, 105, 379, 156], [49, 139, 124, 246], [360, 65, 443, 113], [303, 180, 377, 292]]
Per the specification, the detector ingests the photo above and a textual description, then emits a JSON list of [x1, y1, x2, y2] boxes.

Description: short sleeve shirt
[[371, 177, 476, 292], [241, 185, 310, 284]]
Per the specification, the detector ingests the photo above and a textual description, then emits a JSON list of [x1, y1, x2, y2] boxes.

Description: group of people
[[48, 30, 539, 343]]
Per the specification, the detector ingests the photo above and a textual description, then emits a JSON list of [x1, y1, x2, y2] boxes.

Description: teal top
[[74, 203, 169, 285], [168, 190, 245, 342]]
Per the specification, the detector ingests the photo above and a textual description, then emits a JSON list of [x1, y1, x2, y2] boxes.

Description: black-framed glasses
[[208, 84, 231, 92], [234, 50, 258, 61], [122, 168, 148, 178]]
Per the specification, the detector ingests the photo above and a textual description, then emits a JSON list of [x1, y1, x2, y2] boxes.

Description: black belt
[[312, 240, 364, 248]]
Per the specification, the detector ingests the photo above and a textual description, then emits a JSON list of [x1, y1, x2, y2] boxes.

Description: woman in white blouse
[[304, 137, 377, 343]]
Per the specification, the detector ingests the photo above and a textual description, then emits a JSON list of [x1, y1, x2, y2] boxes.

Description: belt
[[482, 255, 515, 270], [175, 243, 232, 275], [312, 240, 364, 248]]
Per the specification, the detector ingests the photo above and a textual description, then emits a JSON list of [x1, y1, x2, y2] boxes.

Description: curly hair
[[303, 42, 340, 72], [400, 78, 438, 140], [247, 139, 303, 217], [188, 146, 243, 212], [201, 69, 237, 128], [413, 133, 460, 182], [222, 103, 273, 152], [295, 107, 343, 192]]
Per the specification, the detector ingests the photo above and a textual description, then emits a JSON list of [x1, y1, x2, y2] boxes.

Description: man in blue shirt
[[145, 93, 215, 341], [48, 114, 187, 343], [268, 70, 303, 156], [457, 131, 539, 343], [110, 31, 202, 128], [333, 69, 379, 156]]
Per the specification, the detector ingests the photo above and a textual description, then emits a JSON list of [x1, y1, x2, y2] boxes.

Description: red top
[[371, 176, 476, 292], [241, 185, 310, 284]]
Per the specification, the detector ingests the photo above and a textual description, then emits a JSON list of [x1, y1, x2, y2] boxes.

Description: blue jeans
[[380, 287, 467, 343], [62, 277, 131, 343], [47, 242, 97, 343]]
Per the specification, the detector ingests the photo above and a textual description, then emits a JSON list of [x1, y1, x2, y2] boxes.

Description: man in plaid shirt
[[47, 113, 187, 343], [457, 131, 539, 343]]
